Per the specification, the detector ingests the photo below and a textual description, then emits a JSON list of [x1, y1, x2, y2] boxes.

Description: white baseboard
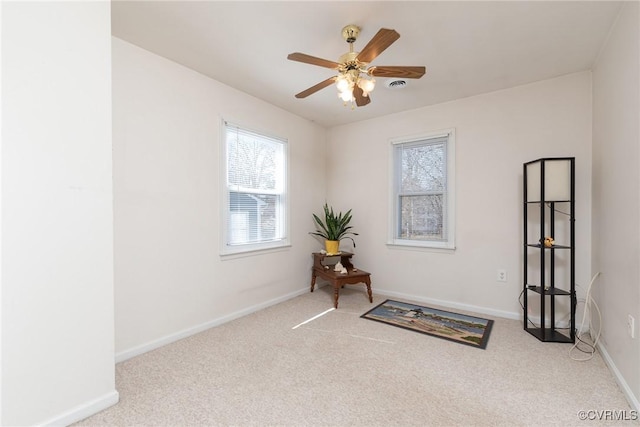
[[40, 390, 119, 427], [374, 288, 521, 320], [597, 341, 640, 412], [115, 287, 309, 363]]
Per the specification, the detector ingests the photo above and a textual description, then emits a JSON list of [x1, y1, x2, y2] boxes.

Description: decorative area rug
[[361, 299, 493, 349]]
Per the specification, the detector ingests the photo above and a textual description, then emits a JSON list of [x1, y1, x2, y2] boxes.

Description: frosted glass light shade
[[525, 158, 572, 202]]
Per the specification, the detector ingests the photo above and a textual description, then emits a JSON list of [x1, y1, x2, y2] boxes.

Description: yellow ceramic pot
[[325, 240, 340, 255]]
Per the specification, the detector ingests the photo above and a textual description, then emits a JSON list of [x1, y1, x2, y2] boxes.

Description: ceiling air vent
[[386, 79, 407, 89]]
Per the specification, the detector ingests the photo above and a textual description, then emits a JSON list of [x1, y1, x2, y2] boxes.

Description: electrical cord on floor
[[570, 272, 602, 361]]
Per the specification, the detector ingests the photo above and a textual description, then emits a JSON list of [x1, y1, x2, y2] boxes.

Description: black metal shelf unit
[[523, 157, 576, 343]]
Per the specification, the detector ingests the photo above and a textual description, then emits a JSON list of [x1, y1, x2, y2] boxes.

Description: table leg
[[310, 271, 316, 293], [333, 282, 340, 308], [365, 277, 373, 303]]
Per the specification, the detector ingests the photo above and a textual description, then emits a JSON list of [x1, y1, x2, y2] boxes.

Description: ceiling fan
[[287, 25, 426, 107]]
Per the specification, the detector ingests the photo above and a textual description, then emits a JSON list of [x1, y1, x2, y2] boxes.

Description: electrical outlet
[[628, 315, 635, 339], [497, 269, 507, 282]]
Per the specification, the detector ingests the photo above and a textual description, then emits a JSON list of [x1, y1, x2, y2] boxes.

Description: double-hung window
[[390, 130, 455, 250], [222, 121, 288, 255]]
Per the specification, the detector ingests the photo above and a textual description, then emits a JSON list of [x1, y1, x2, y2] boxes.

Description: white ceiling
[[111, 1, 622, 128]]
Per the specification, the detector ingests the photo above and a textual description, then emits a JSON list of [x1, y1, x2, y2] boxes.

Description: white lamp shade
[[358, 78, 375, 93], [526, 158, 572, 202], [339, 90, 353, 102], [336, 77, 350, 92]]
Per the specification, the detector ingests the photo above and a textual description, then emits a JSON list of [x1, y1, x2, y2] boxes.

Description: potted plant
[[310, 203, 358, 254]]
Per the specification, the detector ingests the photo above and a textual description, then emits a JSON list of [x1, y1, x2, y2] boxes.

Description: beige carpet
[[76, 286, 636, 426]]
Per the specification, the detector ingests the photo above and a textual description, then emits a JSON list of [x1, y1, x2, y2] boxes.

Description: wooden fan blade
[[369, 66, 426, 79], [356, 28, 400, 64], [295, 77, 336, 99], [353, 85, 371, 107], [287, 52, 340, 69]]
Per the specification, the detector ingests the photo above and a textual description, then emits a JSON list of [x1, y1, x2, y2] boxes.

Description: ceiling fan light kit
[[287, 24, 426, 109]]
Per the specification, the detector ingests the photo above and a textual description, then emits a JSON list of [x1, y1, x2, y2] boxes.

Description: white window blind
[[390, 131, 455, 249], [223, 122, 288, 254]]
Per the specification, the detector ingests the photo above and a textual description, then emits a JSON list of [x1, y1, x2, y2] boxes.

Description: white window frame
[[220, 119, 290, 256], [388, 129, 456, 250]]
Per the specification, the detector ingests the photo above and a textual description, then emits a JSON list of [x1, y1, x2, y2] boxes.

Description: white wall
[[1, 2, 117, 425], [0, 2, 4, 421], [326, 72, 593, 319], [592, 1, 640, 408], [112, 38, 326, 358]]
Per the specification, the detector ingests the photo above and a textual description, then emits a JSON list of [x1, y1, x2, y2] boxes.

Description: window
[[390, 130, 455, 249], [222, 121, 288, 255]]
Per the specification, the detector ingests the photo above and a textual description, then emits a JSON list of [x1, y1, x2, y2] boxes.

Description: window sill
[[386, 241, 456, 253], [220, 243, 291, 260]]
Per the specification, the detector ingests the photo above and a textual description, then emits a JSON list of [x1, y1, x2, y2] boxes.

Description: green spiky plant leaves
[[310, 203, 358, 247]]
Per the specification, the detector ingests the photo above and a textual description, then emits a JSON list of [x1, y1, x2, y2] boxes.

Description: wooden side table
[[310, 252, 372, 308]]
